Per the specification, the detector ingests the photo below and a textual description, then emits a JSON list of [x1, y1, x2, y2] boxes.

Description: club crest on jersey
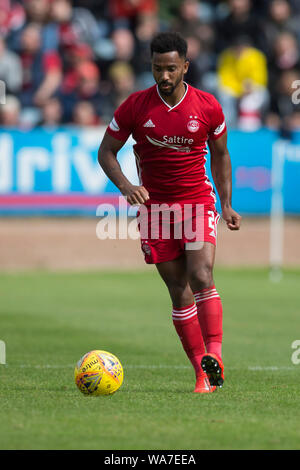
[[187, 119, 200, 133]]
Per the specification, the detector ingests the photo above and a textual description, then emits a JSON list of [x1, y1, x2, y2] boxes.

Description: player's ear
[[184, 59, 189, 74]]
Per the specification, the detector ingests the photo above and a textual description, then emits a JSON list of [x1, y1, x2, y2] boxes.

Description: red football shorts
[[137, 202, 220, 264]]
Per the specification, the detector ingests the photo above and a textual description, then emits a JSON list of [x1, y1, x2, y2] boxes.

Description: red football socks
[[194, 286, 223, 360], [172, 303, 206, 377]]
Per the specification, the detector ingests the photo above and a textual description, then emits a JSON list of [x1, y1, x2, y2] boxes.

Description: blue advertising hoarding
[[0, 127, 299, 215]]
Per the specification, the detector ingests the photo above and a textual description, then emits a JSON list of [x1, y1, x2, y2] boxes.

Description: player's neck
[[160, 82, 187, 108]]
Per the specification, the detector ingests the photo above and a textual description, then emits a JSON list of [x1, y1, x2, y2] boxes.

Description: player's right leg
[[155, 256, 215, 393]]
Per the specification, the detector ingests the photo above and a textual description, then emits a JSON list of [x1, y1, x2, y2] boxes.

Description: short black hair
[[150, 32, 187, 59]]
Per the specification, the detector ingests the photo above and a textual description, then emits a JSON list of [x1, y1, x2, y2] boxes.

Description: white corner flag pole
[[269, 140, 286, 282]]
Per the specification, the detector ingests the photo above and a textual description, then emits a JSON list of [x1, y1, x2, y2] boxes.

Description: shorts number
[[208, 211, 218, 238]]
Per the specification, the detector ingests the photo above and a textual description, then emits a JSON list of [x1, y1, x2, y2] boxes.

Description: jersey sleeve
[[208, 97, 227, 141], [106, 94, 134, 142]]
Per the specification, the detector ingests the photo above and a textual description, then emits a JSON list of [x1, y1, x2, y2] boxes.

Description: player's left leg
[[185, 242, 224, 387], [155, 256, 215, 393]]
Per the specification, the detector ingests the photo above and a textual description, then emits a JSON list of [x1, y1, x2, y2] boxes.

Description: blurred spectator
[[0, 0, 25, 38], [109, 61, 136, 105], [290, 0, 300, 14], [19, 23, 62, 109], [0, 34, 22, 93], [60, 42, 94, 95], [267, 30, 300, 129], [60, 60, 103, 121], [0, 0, 298, 130], [71, 0, 110, 38], [111, 28, 135, 62], [238, 85, 270, 131], [72, 100, 101, 126], [172, 0, 215, 48], [217, 36, 268, 128], [269, 32, 300, 79], [216, 0, 265, 52], [172, 0, 204, 37], [264, 0, 300, 55], [24, 0, 51, 23], [7, 0, 59, 53], [101, 61, 136, 122], [109, 0, 158, 30], [133, 13, 158, 87], [170, 1, 217, 92], [110, 0, 158, 18], [0, 94, 20, 127], [72, 0, 108, 20], [50, 0, 101, 51], [97, 27, 136, 83], [184, 35, 216, 91], [266, 69, 300, 134], [76, 61, 101, 97], [135, 12, 158, 42], [37, 96, 63, 127]]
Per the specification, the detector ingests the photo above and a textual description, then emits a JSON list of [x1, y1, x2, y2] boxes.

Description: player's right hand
[[121, 184, 150, 205]]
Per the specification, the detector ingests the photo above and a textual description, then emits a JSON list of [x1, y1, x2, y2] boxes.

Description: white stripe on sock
[[172, 310, 198, 321], [172, 304, 197, 321], [195, 294, 220, 303], [172, 304, 197, 314], [194, 289, 217, 297]]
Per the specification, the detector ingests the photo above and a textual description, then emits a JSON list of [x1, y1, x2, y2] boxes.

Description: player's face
[[152, 51, 189, 96]]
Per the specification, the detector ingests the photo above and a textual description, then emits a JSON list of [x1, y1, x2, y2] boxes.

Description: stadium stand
[[0, 0, 299, 133]]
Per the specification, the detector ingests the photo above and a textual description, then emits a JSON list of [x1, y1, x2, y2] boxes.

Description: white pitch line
[[1, 364, 297, 371]]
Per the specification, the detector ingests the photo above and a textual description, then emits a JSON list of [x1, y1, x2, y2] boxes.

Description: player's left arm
[[208, 132, 242, 231]]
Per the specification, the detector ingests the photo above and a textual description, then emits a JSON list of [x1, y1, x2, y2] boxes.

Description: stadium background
[[1, 0, 300, 451], [0, 0, 299, 268]]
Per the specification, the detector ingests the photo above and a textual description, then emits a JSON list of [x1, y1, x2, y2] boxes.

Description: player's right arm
[[98, 131, 149, 205]]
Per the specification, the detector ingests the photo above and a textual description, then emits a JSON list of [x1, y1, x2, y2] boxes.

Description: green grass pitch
[[0, 268, 300, 450]]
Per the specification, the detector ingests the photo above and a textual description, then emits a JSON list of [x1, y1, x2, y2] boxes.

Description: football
[[74, 350, 123, 396]]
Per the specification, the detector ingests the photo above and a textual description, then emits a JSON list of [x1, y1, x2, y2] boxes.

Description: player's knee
[[166, 281, 192, 306], [167, 280, 188, 298], [188, 264, 213, 291]]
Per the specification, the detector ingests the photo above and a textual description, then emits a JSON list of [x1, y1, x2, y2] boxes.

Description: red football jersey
[[106, 83, 226, 205]]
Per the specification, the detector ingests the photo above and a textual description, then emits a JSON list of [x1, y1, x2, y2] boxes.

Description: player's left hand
[[222, 206, 242, 231]]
